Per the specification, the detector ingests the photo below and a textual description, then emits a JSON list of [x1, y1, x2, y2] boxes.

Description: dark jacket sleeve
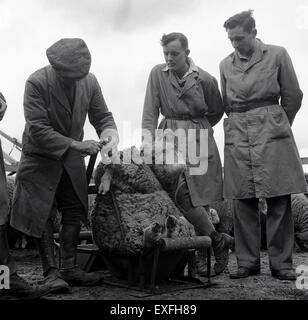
[[88, 75, 117, 137], [201, 75, 224, 127], [24, 80, 73, 159], [278, 47, 303, 125]]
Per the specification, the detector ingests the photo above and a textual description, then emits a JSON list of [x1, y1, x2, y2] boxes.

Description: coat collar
[[162, 58, 200, 97], [231, 39, 268, 72], [48, 67, 74, 114], [161, 57, 199, 76]]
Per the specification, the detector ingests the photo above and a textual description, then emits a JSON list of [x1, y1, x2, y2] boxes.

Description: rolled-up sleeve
[[278, 48, 303, 125]]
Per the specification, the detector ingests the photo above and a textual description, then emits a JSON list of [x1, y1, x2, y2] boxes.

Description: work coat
[[0, 92, 9, 226], [10, 66, 117, 237], [142, 61, 224, 207], [220, 40, 306, 199]]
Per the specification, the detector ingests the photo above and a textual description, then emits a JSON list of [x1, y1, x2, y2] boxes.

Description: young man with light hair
[[220, 10, 306, 280]]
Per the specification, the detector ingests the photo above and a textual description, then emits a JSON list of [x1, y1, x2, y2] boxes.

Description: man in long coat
[[142, 32, 234, 276], [0, 93, 49, 298], [220, 11, 306, 280], [10, 38, 119, 293]]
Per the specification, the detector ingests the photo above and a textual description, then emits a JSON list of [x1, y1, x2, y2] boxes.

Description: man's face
[[227, 25, 256, 56], [56, 74, 77, 88], [163, 39, 189, 75]]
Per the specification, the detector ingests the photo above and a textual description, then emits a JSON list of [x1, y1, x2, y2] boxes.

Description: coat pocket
[[268, 108, 291, 139], [223, 118, 234, 146], [247, 68, 280, 97]]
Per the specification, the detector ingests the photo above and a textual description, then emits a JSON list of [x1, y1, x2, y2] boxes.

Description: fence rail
[[301, 157, 308, 165]]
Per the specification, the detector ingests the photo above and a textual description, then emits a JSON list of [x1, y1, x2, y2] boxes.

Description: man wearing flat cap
[[10, 38, 119, 293]]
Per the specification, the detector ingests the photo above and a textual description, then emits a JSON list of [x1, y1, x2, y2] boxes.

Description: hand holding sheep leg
[[70, 140, 101, 155], [98, 167, 114, 195]]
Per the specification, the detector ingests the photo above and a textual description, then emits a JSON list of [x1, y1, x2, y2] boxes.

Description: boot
[[59, 224, 104, 286], [194, 229, 215, 277], [195, 248, 216, 277], [210, 231, 234, 275], [0, 224, 17, 274], [35, 220, 70, 293], [0, 225, 50, 299], [1, 273, 51, 300]]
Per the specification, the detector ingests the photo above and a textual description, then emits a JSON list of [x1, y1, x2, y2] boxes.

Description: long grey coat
[[142, 62, 224, 207], [220, 40, 306, 199], [10, 66, 117, 237]]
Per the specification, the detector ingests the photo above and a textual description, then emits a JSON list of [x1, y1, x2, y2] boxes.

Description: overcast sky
[[0, 0, 307, 164]]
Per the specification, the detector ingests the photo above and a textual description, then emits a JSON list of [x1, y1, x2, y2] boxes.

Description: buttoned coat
[[10, 66, 116, 237], [142, 63, 224, 207], [220, 40, 306, 199]]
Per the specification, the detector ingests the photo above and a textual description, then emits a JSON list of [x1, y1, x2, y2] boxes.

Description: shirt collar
[[161, 57, 198, 78], [232, 38, 267, 63]]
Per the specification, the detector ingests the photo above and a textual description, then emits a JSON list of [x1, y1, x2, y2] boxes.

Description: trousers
[[234, 195, 294, 271], [175, 173, 215, 236], [54, 170, 84, 225]]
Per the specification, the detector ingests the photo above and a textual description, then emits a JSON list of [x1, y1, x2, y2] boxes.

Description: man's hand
[[70, 140, 101, 155], [0, 96, 7, 121]]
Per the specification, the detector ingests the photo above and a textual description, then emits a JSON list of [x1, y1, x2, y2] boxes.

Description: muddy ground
[[4, 248, 308, 301]]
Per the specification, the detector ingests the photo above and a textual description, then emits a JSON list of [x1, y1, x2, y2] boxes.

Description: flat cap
[[46, 38, 91, 79]]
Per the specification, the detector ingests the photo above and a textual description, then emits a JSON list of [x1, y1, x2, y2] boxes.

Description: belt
[[164, 114, 205, 121], [226, 99, 279, 113]]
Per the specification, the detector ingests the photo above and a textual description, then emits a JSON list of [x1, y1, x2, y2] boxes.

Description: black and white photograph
[[0, 0, 308, 313]]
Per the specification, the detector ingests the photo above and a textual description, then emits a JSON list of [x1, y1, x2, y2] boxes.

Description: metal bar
[[0, 130, 22, 149], [161, 236, 211, 251], [207, 247, 211, 284], [187, 250, 196, 278], [138, 252, 145, 289], [86, 153, 98, 185], [54, 230, 93, 241], [150, 245, 160, 291]]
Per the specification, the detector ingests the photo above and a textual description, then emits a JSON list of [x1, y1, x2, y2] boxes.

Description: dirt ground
[[4, 248, 308, 301]]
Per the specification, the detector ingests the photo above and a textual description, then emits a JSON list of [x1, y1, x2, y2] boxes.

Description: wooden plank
[[161, 236, 212, 251]]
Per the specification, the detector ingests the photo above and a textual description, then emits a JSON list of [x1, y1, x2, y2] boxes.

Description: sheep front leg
[[98, 167, 114, 195]]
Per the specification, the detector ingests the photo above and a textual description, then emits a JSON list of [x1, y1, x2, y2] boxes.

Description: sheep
[[291, 193, 308, 251], [91, 146, 196, 254], [211, 194, 308, 251]]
